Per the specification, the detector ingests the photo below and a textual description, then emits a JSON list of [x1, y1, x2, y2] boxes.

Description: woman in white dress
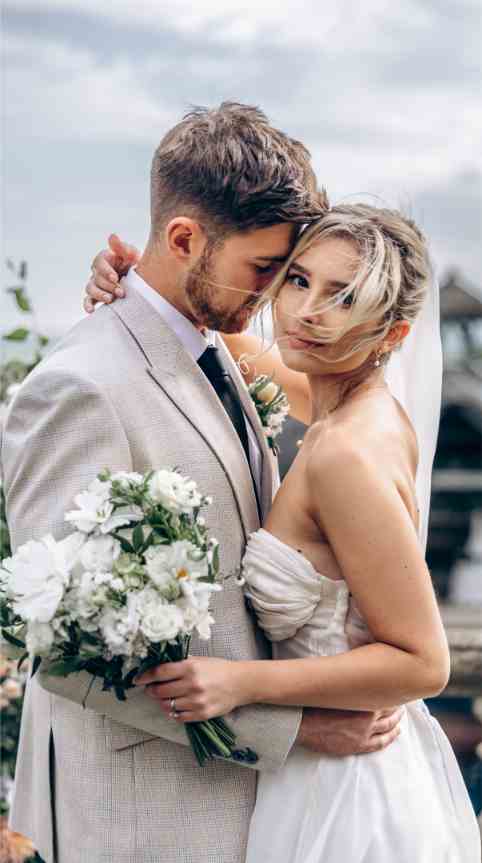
[[86, 205, 480, 861]]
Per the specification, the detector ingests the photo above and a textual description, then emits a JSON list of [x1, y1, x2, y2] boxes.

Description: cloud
[[2, 0, 481, 334], [5, 34, 175, 142]]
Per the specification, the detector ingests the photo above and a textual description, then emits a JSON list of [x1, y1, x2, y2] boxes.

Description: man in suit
[[1, 102, 400, 863]]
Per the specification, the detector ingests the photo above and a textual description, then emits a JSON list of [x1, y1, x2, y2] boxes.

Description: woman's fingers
[[144, 678, 189, 701], [87, 278, 115, 301], [92, 248, 119, 282], [108, 233, 140, 268]]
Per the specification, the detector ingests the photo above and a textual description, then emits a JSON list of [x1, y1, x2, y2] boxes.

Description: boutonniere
[[248, 375, 290, 455]]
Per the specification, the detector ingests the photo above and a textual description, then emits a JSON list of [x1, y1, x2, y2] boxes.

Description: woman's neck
[[308, 368, 387, 424]]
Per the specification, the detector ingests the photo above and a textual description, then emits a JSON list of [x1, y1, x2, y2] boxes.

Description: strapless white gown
[[242, 529, 480, 863]]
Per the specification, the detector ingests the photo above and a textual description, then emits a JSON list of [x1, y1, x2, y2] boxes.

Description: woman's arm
[[137, 436, 449, 721], [84, 238, 311, 424]]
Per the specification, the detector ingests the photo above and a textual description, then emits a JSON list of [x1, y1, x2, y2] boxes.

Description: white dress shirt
[[124, 267, 262, 497]]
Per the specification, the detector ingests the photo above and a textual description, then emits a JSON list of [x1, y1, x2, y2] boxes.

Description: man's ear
[[165, 218, 208, 264]]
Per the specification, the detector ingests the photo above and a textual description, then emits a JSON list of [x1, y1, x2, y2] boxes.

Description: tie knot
[[198, 346, 228, 381]]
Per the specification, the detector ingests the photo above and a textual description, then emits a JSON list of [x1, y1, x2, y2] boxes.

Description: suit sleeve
[[2, 366, 302, 770]]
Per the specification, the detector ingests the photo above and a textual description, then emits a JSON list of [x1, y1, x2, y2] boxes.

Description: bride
[[85, 205, 480, 861]]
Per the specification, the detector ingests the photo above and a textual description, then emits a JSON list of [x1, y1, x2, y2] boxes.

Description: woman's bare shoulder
[[305, 394, 416, 494]]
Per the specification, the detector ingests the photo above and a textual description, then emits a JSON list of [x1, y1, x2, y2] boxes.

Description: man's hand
[[297, 706, 402, 756], [84, 234, 140, 313]]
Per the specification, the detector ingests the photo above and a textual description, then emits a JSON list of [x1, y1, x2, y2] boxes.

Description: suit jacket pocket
[[104, 715, 161, 751]]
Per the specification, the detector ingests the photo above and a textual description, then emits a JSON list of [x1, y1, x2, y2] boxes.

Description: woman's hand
[[134, 656, 248, 723], [84, 233, 140, 313]]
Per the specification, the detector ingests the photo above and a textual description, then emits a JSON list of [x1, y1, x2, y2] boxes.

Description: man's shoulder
[[22, 306, 142, 390]]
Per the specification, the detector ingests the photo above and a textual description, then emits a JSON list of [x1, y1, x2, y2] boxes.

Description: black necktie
[[198, 346, 251, 464]]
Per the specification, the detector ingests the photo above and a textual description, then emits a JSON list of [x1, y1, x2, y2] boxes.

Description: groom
[[2, 102, 400, 863]]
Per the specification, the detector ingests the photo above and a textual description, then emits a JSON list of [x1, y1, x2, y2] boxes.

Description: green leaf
[[1, 629, 26, 649], [212, 543, 220, 575], [17, 652, 29, 672], [3, 328, 30, 342], [132, 523, 144, 551], [38, 334, 49, 347], [118, 536, 134, 554], [46, 658, 84, 676], [7, 286, 31, 312], [31, 655, 42, 677]]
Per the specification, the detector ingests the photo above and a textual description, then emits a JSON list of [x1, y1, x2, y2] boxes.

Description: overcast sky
[[3, 0, 481, 337]]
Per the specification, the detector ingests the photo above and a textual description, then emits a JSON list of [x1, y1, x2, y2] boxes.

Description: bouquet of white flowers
[[249, 375, 290, 455], [0, 468, 254, 766]]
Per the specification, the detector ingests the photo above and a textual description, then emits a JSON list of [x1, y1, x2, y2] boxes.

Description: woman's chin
[[278, 347, 323, 374]]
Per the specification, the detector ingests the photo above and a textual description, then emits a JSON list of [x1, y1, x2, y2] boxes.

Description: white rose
[[139, 601, 184, 643], [257, 381, 278, 404], [2, 533, 84, 623], [79, 536, 121, 572], [26, 621, 55, 656], [148, 470, 202, 513]]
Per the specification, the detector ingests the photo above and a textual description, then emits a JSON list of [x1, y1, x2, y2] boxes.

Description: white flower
[[25, 621, 55, 656], [2, 533, 84, 623], [146, 541, 209, 587], [100, 505, 145, 534], [79, 536, 121, 572], [256, 380, 278, 404], [139, 599, 184, 643], [148, 470, 202, 513], [178, 578, 221, 610], [64, 478, 112, 533], [196, 611, 215, 640], [110, 471, 144, 488], [99, 594, 140, 656], [176, 596, 216, 640]]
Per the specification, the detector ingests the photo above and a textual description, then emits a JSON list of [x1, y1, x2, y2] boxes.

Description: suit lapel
[[111, 291, 260, 539]]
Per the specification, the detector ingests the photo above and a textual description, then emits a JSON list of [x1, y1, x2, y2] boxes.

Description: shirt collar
[[123, 267, 214, 361]]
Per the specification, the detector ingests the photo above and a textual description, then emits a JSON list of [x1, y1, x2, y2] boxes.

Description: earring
[[374, 350, 383, 368]]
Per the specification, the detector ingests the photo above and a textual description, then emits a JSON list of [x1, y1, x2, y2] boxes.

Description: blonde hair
[[257, 203, 432, 364]]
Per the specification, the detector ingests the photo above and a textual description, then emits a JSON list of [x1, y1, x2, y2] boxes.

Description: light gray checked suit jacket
[[1, 288, 302, 863]]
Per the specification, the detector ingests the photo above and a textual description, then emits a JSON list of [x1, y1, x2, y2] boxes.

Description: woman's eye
[[287, 273, 309, 290], [255, 263, 276, 274], [340, 292, 354, 308]]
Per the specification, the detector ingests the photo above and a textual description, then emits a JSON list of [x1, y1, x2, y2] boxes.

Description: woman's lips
[[285, 333, 319, 350]]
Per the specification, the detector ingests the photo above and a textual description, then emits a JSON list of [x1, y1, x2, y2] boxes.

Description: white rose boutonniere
[[249, 375, 290, 455]]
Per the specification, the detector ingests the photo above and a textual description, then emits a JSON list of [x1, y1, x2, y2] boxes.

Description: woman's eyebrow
[[253, 255, 288, 263], [289, 262, 311, 275], [326, 279, 351, 290]]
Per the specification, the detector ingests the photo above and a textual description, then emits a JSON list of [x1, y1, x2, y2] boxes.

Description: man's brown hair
[[150, 101, 327, 242]]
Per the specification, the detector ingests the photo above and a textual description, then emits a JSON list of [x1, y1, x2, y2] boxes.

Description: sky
[[3, 0, 482, 338]]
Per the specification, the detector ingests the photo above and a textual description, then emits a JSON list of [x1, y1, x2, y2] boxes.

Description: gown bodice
[[243, 528, 374, 660]]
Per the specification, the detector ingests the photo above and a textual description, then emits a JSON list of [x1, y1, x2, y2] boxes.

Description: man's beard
[[184, 248, 255, 333]]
